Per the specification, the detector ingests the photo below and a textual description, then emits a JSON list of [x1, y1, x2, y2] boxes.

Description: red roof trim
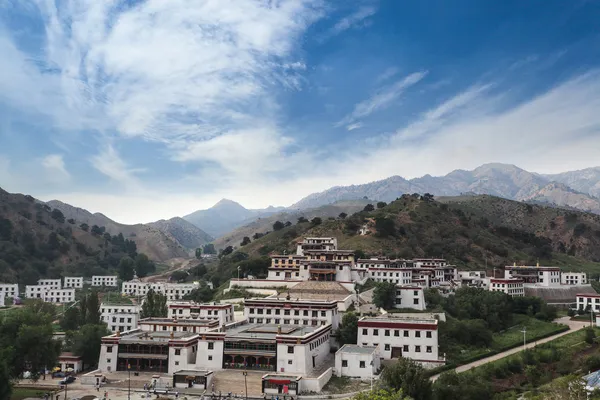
[[358, 321, 437, 330]]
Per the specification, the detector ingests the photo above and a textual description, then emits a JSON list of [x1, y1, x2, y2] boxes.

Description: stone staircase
[[211, 370, 264, 397]]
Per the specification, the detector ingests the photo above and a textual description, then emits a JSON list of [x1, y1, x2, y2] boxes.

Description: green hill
[[209, 194, 600, 283]]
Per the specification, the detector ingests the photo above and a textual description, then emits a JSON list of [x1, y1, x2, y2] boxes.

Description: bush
[[585, 327, 596, 344]]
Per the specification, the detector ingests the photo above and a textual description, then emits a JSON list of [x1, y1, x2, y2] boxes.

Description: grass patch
[[11, 388, 57, 400], [99, 292, 133, 305]]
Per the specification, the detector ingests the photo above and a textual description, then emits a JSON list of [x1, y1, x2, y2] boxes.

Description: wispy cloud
[[346, 122, 364, 131], [326, 5, 377, 37], [375, 67, 399, 83], [41, 154, 71, 181], [91, 145, 145, 190], [337, 71, 428, 127]]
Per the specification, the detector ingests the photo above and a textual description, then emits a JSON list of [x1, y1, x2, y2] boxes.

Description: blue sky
[[1, 0, 600, 223]]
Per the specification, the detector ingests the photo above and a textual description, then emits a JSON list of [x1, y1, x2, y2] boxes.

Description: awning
[[268, 379, 291, 385]]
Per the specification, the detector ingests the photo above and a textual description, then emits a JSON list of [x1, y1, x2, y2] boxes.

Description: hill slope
[[213, 200, 371, 250], [47, 200, 189, 262], [220, 194, 600, 280], [147, 217, 214, 250], [0, 188, 142, 284], [290, 163, 600, 216]]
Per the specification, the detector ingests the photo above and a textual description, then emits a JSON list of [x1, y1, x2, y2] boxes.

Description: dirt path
[[143, 258, 197, 282], [430, 317, 591, 382]]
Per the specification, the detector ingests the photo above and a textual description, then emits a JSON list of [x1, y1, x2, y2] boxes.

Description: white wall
[[98, 343, 118, 372], [0, 284, 18, 298], [63, 277, 83, 288], [195, 340, 224, 370], [301, 368, 333, 393], [168, 345, 197, 374], [277, 330, 331, 376], [358, 325, 439, 362], [229, 279, 299, 290], [394, 288, 426, 310], [334, 350, 379, 379]]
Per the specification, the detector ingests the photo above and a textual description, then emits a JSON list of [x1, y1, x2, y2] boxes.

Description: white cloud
[[326, 5, 377, 37], [346, 122, 364, 131], [375, 67, 399, 83], [336, 71, 427, 127], [41, 154, 71, 180], [91, 145, 145, 189]]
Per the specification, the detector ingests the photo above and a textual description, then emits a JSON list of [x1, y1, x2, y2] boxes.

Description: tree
[[297, 217, 308, 223], [252, 232, 264, 240], [337, 312, 359, 346], [50, 209, 65, 223], [433, 371, 492, 400], [273, 221, 285, 231], [373, 282, 397, 309], [311, 217, 322, 226], [134, 254, 155, 278], [353, 389, 411, 400], [375, 217, 396, 238], [71, 324, 110, 370], [203, 243, 216, 255], [0, 357, 11, 400], [0, 218, 12, 241], [118, 256, 135, 280], [219, 246, 234, 258], [240, 237, 251, 246], [422, 193, 434, 202], [363, 204, 375, 212], [195, 248, 203, 259], [85, 291, 101, 325], [377, 202, 387, 209], [354, 249, 366, 260], [339, 213, 347, 219], [79, 223, 89, 231], [141, 290, 168, 318], [60, 307, 81, 331], [585, 327, 596, 344], [382, 358, 432, 400], [189, 264, 207, 278], [79, 295, 87, 326], [184, 285, 215, 303], [170, 270, 188, 283], [284, 221, 292, 227]]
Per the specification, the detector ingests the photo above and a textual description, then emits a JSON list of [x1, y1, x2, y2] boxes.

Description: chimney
[[277, 325, 282, 335]]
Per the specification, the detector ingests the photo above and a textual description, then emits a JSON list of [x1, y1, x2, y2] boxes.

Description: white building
[[357, 314, 444, 369], [335, 345, 380, 379], [63, 277, 83, 289], [168, 302, 234, 325], [488, 278, 525, 297], [92, 276, 118, 287], [577, 294, 600, 312], [139, 317, 219, 334], [25, 286, 75, 303], [38, 279, 62, 289], [458, 271, 487, 287], [100, 303, 140, 333], [562, 272, 587, 286], [243, 298, 340, 330], [394, 286, 426, 310], [296, 237, 338, 255], [364, 259, 458, 289], [0, 283, 18, 298], [121, 280, 199, 300], [504, 265, 561, 287]]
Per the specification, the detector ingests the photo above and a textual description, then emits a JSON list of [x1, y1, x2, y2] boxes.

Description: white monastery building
[[357, 314, 444, 369], [334, 345, 380, 379], [394, 286, 426, 310], [92, 275, 118, 287], [100, 303, 141, 333], [122, 280, 200, 300], [561, 272, 587, 286], [0, 283, 18, 298], [243, 298, 341, 330], [504, 265, 561, 286], [63, 277, 83, 288], [168, 302, 234, 325], [25, 286, 75, 303], [38, 279, 62, 289], [488, 278, 525, 297], [576, 294, 600, 312]]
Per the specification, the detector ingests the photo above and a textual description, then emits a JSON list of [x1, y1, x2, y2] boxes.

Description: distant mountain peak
[[212, 198, 246, 209]]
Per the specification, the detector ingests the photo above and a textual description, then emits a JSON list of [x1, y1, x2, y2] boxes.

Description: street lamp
[[128, 364, 131, 400], [243, 370, 248, 400], [237, 266, 241, 281], [521, 327, 527, 351]]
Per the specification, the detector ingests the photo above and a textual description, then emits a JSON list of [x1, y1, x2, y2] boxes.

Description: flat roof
[[139, 318, 217, 326], [225, 324, 320, 340], [245, 298, 337, 306], [173, 369, 212, 376], [118, 331, 196, 343], [338, 344, 377, 355], [359, 315, 438, 324]]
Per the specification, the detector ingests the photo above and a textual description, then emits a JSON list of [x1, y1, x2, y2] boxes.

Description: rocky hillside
[[147, 217, 213, 251], [213, 199, 371, 250], [223, 194, 600, 277], [0, 187, 144, 284], [290, 163, 600, 216], [47, 200, 189, 262], [183, 199, 284, 238]]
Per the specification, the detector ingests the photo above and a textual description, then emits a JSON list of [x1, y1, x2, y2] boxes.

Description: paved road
[[430, 317, 591, 382]]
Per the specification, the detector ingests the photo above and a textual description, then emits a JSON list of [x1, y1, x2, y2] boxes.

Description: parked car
[[59, 376, 76, 384]]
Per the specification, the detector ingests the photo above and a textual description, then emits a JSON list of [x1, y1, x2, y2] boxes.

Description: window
[[321, 311, 326, 317], [288, 360, 293, 365], [384, 344, 390, 351], [385, 330, 390, 336], [403, 345, 409, 352], [415, 346, 421, 352], [175, 349, 181, 355], [413, 298, 419, 305], [426, 346, 432, 353], [394, 330, 399, 337], [249, 308, 255, 314], [288, 346, 294, 354], [362, 329, 368, 335], [426, 331, 432, 338], [403, 331, 409, 337], [107, 346, 113, 353], [415, 331, 421, 338], [175, 361, 179, 366], [208, 356, 213, 361], [360, 361, 366, 368], [295, 310, 300, 316], [107, 359, 111, 363], [342, 360, 348, 368], [373, 329, 379, 336], [208, 342, 214, 350], [414, 291, 418, 296]]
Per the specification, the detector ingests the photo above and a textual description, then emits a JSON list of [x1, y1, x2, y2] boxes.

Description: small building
[[57, 352, 83, 373], [25, 286, 75, 303], [577, 293, 600, 312], [100, 303, 140, 333], [394, 286, 426, 310], [458, 271, 487, 287], [488, 278, 525, 297], [334, 345, 379, 379], [92, 276, 118, 287], [139, 317, 220, 334], [172, 369, 213, 390], [168, 302, 235, 326], [504, 265, 561, 287], [63, 277, 83, 289], [262, 374, 302, 395], [357, 314, 444, 369], [0, 283, 18, 298], [38, 279, 62, 289], [244, 298, 340, 330], [562, 272, 587, 286]]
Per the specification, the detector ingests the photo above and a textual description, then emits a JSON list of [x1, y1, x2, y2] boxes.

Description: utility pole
[[128, 364, 131, 400], [237, 266, 241, 281], [521, 327, 527, 351], [243, 370, 248, 400], [591, 307, 595, 328], [370, 360, 374, 392]]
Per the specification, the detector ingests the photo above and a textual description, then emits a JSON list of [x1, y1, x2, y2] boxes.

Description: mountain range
[[290, 163, 600, 214]]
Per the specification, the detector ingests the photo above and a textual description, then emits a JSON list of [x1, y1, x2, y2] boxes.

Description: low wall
[[219, 298, 245, 304], [301, 368, 333, 394], [229, 279, 300, 290], [80, 370, 102, 385]]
